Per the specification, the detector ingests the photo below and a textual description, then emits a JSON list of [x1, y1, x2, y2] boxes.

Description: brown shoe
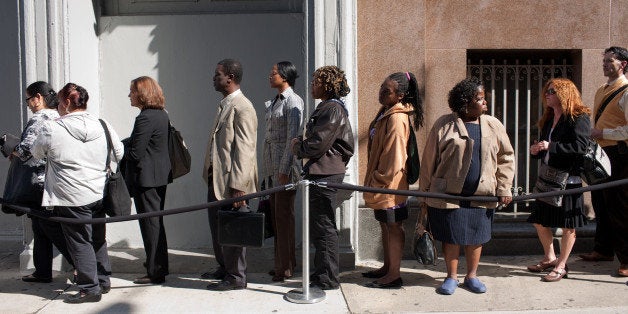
[[527, 260, 556, 273], [618, 265, 628, 277], [578, 251, 614, 262], [542, 265, 569, 282]]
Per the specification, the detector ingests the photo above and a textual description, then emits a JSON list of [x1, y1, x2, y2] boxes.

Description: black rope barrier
[[2, 177, 628, 225], [0, 184, 291, 225]]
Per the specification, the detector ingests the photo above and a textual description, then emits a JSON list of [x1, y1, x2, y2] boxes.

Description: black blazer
[[533, 113, 590, 174], [124, 108, 171, 191]]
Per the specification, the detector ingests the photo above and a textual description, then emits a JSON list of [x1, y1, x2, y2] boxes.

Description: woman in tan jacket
[[362, 72, 424, 288]]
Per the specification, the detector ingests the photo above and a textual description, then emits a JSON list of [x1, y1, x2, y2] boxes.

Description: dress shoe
[[22, 274, 52, 283], [578, 251, 614, 262], [206, 280, 246, 291], [361, 270, 386, 278], [542, 265, 569, 282], [618, 265, 628, 277], [201, 268, 226, 280], [133, 275, 165, 284], [271, 274, 293, 282], [64, 291, 102, 304], [527, 259, 556, 273], [100, 284, 111, 294], [364, 277, 403, 289]]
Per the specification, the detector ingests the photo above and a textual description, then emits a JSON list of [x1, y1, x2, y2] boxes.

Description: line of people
[[2, 46, 627, 302]]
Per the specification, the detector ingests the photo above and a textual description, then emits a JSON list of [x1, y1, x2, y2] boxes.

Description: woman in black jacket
[[125, 76, 171, 285], [527, 78, 590, 282]]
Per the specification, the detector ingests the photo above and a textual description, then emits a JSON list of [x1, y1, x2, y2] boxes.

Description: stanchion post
[[285, 179, 325, 304]]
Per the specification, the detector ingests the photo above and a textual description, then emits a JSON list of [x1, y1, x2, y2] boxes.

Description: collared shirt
[[262, 87, 304, 185], [602, 77, 628, 141]]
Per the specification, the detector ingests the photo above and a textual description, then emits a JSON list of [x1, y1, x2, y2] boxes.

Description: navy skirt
[[427, 206, 495, 245]]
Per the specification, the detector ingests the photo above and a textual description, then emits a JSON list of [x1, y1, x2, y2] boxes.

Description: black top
[[533, 114, 590, 175]]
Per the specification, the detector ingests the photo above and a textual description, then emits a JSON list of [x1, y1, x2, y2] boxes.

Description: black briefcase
[[217, 209, 265, 247]]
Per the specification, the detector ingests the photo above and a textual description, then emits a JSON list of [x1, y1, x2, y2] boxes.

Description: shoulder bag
[[580, 140, 611, 185], [533, 163, 569, 207], [413, 203, 437, 266], [99, 119, 132, 217], [168, 120, 191, 180]]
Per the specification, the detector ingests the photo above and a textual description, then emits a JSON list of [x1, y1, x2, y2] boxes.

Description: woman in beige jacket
[[363, 72, 424, 289]]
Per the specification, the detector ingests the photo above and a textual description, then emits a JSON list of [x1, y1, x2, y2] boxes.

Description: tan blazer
[[203, 91, 259, 200]]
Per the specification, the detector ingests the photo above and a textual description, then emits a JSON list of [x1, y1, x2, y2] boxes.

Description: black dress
[[527, 114, 589, 229]]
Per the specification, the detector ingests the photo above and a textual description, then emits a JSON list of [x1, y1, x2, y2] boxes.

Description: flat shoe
[[22, 274, 52, 283], [436, 278, 459, 295], [542, 266, 568, 282], [527, 260, 556, 273], [363, 277, 402, 289], [618, 265, 628, 277], [579, 252, 614, 262], [361, 270, 386, 278], [463, 277, 487, 293]]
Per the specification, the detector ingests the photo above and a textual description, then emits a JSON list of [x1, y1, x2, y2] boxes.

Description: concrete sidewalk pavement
[[1, 243, 627, 313]]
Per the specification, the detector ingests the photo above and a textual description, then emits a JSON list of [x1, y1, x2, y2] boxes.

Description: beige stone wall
[[357, 0, 626, 183]]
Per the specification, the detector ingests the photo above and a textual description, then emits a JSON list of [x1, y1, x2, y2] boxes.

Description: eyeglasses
[[25, 95, 36, 102], [545, 88, 557, 95]]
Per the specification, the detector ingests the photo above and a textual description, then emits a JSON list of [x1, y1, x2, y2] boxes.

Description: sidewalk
[[1, 242, 627, 313]]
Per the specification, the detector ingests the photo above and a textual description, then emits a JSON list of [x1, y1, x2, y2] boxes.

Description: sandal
[[527, 259, 556, 273], [542, 265, 569, 282]]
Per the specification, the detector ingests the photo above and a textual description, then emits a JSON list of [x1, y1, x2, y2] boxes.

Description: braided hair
[[312, 66, 350, 99]]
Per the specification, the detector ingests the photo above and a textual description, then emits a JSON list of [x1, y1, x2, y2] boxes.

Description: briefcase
[[217, 210, 265, 247]]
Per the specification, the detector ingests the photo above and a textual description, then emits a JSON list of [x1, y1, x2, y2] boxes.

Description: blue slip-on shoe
[[436, 278, 459, 295], [463, 277, 487, 293]]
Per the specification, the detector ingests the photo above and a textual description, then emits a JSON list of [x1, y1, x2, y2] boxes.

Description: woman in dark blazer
[[124, 76, 172, 284]]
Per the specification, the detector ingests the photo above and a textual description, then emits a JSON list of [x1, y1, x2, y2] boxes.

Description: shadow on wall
[[98, 13, 306, 249]]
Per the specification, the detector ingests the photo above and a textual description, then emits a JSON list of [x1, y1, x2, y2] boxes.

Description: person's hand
[[530, 140, 540, 155], [498, 196, 512, 208], [591, 128, 603, 139], [290, 138, 299, 150], [278, 173, 290, 185], [231, 189, 246, 208]]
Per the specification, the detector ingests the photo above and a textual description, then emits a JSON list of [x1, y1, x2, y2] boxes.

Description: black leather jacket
[[292, 99, 354, 175]]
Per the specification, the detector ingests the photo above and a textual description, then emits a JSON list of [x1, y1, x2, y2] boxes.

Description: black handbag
[[413, 204, 437, 266], [580, 141, 611, 185], [99, 120, 132, 217], [217, 206, 265, 247], [533, 163, 569, 207], [406, 119, 420, 184], [168, 121, 191, 180], [1, 157, 42, 216]]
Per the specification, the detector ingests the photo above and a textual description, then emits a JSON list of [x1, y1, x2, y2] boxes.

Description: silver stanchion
[[285, 179, 325, 304]]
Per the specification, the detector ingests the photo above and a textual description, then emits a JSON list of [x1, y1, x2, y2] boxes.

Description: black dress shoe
[[64, 291, 102, 304], [206, 280, 246, 291], [133, 276, 165, 284], [22, 274, 52, 283], [201, 268, 226, 280], [364, 277, 403, 289], [100, 285, 111, 294]]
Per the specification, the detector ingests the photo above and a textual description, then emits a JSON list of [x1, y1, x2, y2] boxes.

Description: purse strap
[[595, 84, 628, 123], [98, 119, 117, 172]]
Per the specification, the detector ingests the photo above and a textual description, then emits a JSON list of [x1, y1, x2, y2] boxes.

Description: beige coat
[[363, 103, 413, 209], [419, 113, 515, 209], [203, 91, 258, 200]]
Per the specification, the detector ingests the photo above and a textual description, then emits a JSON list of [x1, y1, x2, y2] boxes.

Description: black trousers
[[55, 200, 111, 294], [306, 173, 344, 288], [207, 181, 247, 285], [599, 145, 628, 263], [31, 214, 74, 278], [135, 185, 169, 279]]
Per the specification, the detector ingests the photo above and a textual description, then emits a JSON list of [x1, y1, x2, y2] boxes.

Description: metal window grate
[[467, 56, 575, 213]]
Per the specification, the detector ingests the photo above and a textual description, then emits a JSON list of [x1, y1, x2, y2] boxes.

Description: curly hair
[[448, 77, 483, 115], [131, 76, 165, 110], [387, 72, 424, 128], [312, 66, 350, 99], [538, 78, 591, 128]]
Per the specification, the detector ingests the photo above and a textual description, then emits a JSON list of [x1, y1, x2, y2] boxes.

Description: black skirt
[[527, 183, 587, 229], [428, 206, 495, 245]]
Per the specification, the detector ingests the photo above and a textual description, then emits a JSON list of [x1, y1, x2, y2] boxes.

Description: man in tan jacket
[[202, 58, 258, 290]]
